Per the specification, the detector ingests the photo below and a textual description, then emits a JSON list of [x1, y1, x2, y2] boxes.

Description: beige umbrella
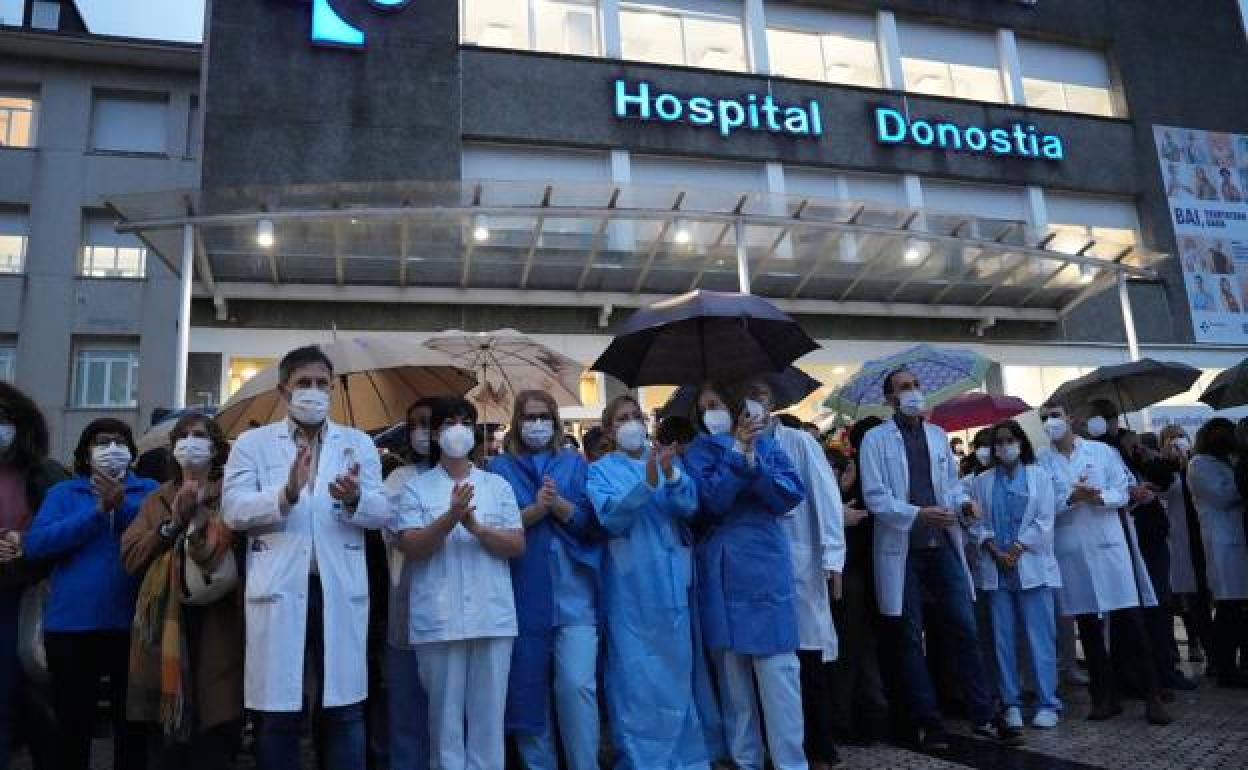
[[423, 330, 584, 424], [215, 337, 477, 437]]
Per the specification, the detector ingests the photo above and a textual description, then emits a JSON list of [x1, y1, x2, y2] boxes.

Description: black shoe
[[973, 717, 1025, 746], [919, 727, 951, 752]]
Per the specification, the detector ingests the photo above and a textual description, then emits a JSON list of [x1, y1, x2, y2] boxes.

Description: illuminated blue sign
[[874, 106, 1065, 161], [309, 0, 410, 49], [613, 80, 822, 138]]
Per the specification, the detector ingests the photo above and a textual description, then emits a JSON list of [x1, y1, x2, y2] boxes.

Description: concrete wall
[[0, 41, 200, 460]]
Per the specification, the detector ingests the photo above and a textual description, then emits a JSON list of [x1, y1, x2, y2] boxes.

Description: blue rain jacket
[[489, 448, 605, 735], [23, 473, 159, 632], [685, 433, 805, 656], [587, 449, 722, 770]]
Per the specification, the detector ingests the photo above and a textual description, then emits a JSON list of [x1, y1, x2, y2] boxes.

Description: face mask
[[996, 443, 1021, 465], [0, 424, 14, 452], [975, 447, 992, 465], [615, 420, 647, 453], [1173, 438, 1192, 453], [91, 443, 131, 479], [438, 424, 475, 459], [288, 388, 330, 426], [702, 409, 733, 436], [1043, 417, 1068, 441], [410, 427, 431, 456], [521, 419, 555, 450], [897, 389, 925, 417], [173, 436, 213, 471], [1086, 416, 1108, 438], [743, 399, 767, 422]]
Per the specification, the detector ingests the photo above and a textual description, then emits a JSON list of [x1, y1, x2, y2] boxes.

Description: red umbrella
[[929, 393, 1031, 432]]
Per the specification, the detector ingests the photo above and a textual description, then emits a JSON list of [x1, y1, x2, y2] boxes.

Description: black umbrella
[[656, 367, 823, 420], [1048, 358, 1201, 415], [591, 290, 819, 387], [1199, 359, 1248, 410]]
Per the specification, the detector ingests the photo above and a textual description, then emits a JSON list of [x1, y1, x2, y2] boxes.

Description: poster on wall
[[1154, 124, 1248, 343]]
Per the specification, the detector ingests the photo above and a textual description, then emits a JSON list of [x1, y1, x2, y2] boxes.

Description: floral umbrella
[[423, 330, 584, 424], [822, 344, 993, 420]]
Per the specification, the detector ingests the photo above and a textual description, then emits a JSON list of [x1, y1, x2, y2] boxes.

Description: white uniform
[[396, 464, 523, 770], [1037, 439, 1156, 616], [1186, 455, 1248, 600], [774, 424, 845, 662], [222, 420, 389, 712], [859, 419, 973, 617], [968, 465, 1061, 592], [1161, 472, 1201, 595]]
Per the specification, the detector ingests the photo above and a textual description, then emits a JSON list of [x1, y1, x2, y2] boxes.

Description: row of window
[[0, 88, 199, 155], [461, 0, 1119, 117], [0, 345, 140, 409], [0, 211, 148, 278]]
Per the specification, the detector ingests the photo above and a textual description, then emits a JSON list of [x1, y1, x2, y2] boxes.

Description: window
[[90, 91, 169, 154], [898, 21, 1004, 103], [73, 348, 140, 408], [0, 210, 27, 274], [228, 357, 275, 397], [766, 7, 880, 88], [1018, 38, 1117, 117], [81, 213, 147, 278], [0, 91, 37, 148], [921, 180, 1028, 237], [0, 0, 22, 26], [1045, 193, 1139, 262], [620, 1, 747, 72], [185, 94, 201, 158], [0, 346, 13, 383], [462, 0, 601, 56], [31, 0, 59, 30]]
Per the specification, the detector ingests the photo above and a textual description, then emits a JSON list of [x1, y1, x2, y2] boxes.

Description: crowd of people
[[0, 344, 1246, 770]]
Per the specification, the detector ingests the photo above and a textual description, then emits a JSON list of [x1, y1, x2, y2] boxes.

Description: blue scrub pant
[[414, 637, 512, 770], [898, 544, 995, 728], [516, 625, 601, 770], [989, 587, 1061, 712], [387, 644, 430, 770], [716, 650, 807, 770]]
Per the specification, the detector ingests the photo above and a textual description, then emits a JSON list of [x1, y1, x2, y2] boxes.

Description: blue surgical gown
[[684, 433, 806, 656], [587, 450, 721, 770], [488, 448, 604, 735]]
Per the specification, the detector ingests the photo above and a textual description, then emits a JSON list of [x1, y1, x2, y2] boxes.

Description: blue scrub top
[[992, 464, 1029, 592]]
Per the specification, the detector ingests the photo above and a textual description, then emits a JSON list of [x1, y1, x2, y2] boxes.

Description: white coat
[[1037, 439, 1156, 616], [968, 464, 1061, 592], [860, 418, 973, 617], [1186, 454, 1248, 600], [774, 424, 845, 662], [223, 420, 389, 712], [1161, 471, 1200, 595]]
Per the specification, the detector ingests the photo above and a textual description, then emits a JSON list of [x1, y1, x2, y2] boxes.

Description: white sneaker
[[1032, 709, 1059, 729], [1004, 706, 1024, 729]]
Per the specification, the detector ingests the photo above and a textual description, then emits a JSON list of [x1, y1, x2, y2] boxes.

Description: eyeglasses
[[522, 413, 554, 422]]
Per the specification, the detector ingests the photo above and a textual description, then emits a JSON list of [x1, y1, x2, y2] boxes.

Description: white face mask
[[1171, 437, 1191, 453], [0, 424, 15, 452], [1085, 416, 1109, 438], [743, 399, 767, 421], [996, 442, 1021, 465], [410, 427, 431, 456], [438, 424, 475, 459], [615, 420, 647, 453], [172, 436, 214, 471], [91, 442, 132, 479], [1043, 417, 1068, 441], [702, 409, 733, 436], [288, 388, 330, 426], [897, 389, 925, 417], [521, 419, 555, 450], [975, 446, 992, 465]]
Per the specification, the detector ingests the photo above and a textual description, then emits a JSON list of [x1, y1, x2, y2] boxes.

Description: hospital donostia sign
[[613, 80, 1066, 161]]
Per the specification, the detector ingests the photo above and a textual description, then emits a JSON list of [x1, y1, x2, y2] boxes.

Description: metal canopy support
[[1117, 273, 1152, 431], [333, 223, 345, 286], [735, 218, 751, 294], [174, 224, 193, 409]]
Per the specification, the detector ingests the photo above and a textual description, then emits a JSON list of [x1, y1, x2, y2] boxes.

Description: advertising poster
[[1155, 124, 1248, 343]]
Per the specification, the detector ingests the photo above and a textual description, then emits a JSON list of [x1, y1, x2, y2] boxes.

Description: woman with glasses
[[394, 396, 525, 770], [21, 418, 158, 770], [121, 413, 243, 768], [969, 420, 1061, 730], [587, 395, 718, 770], [488, 390, 603, 770]]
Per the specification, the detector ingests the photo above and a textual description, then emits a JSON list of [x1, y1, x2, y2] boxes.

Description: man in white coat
[[859, 368, 1012, 751], [1036, 404, 1172, 725], [744, 378, 845, 770], [223, 346, 390, 769]]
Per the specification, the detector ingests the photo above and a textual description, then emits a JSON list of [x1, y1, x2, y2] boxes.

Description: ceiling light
[[903, 239, 930, 264], [256, 218, 275, 248], [472, 214, 490, 243], [673, 218, 692, 245]]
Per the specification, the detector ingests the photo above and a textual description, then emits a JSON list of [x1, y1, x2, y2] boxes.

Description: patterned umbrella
[[423, 330, 584, 423], [822, 344, 993, 420]]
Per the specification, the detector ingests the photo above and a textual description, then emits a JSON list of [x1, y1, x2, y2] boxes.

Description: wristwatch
[[158, 519, 183, 542]]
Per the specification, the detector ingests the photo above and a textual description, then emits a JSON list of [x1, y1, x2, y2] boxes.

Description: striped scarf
[[129, 546, 191, 741]]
